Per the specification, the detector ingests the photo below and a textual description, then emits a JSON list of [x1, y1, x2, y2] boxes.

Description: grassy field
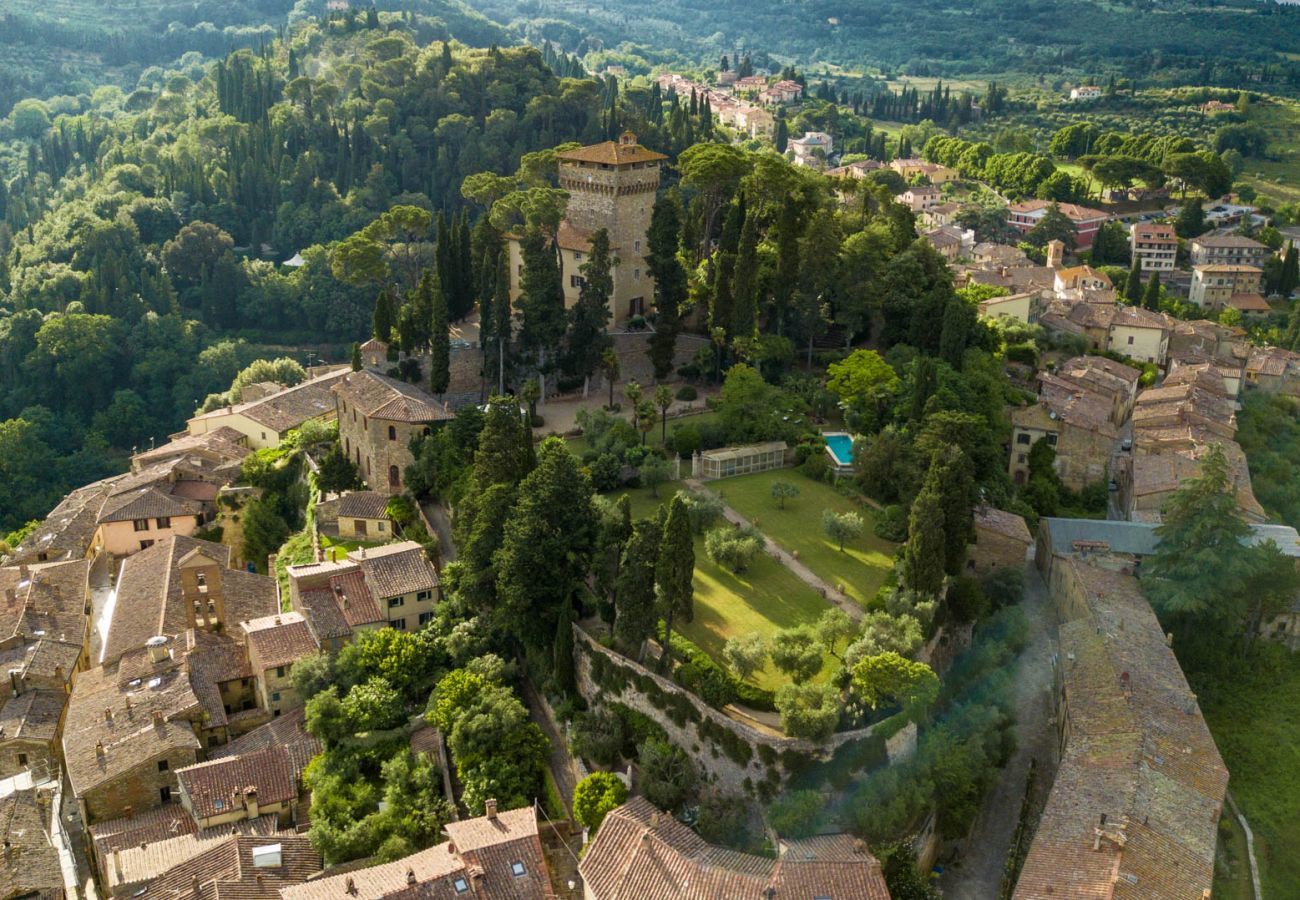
[[1199, 648, 1300, 897], [710, 470, 897, 607], [604, 476, 841, 690], [1213, 813, 1254, 900]]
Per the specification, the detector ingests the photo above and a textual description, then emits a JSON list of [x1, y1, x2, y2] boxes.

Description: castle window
[[389, 465, 400, 488], [633, 268, 641, 282], [388, 425, 397, 441]]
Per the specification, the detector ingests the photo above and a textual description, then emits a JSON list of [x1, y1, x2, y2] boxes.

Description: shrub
[[766, 790, 824, 838], [675, 385, 698, 402], [588, 453, 623, 492], [573, 772, 628, 833], [873, 504, 908, 542], [982, 567, 1025, 610], [705, 525, 764, 572], [676, 489, 724, 534], [570, 708, 626, 768], [637, 738, 696, 812], [696, 790, 755, 850], [774, 683, 840, 740], [945, 576, 990, 625], [669, 423, 702, 456]]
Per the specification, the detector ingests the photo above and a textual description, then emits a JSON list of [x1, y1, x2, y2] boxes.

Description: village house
[[185, 368, 349, 450], [87, 707, 321, 892], [977, 290, 1036, 325], [789, 131, 833, 167], [581, 797, 890, 899], [1107, 305, 1171, 365], [314, 490, 393, 541], [1007, 200, 1109, 251], [129, 425, 250, 475], [1189, 263, 1267, 313], [759, 79, 803, 104], [826, 158, 882, 181], [508, 131, 665, 321], [103, 832, 320, 899], [0, 783, 68, 898], [1068, 85, 1102, 101], [240, 612, 319, 717], [920, 200, 963, 228], [1190, 232, 1269, 268], [889, 157, 959, 184], [1043, 355, 1142, 424], [1051, 264, 1112, 297], [0, 558, 90, 779], [972, 242, 1032, 269], [922, 226, 962, 261], [101, 535, 277, 666], [1201, 99, 1237, 114], [1014, 558, 1227, 900], [281, 802, 552, 900], [968, 507, 1032, 574], [1244, 344, 1300, 394], [732, 75, 769, 94], [1168, 358, 1243, 398], [1009, 389, 1116, 490], [333, 369, 452, 496], [1166, 318, 1249, 372], [1129, 221, 1177, 273], [734, 105, 775, 139], [286, 541, 439, 650], [896, 184, 943, 213]]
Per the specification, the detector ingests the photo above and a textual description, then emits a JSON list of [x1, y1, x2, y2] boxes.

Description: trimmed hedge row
[[663, 629, 776, 712]]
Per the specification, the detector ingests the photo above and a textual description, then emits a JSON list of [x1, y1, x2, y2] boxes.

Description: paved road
[[939, 560, 1058, 899]]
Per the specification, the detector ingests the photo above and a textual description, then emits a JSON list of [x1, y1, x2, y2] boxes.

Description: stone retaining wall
[[574, 626, 916, 795]]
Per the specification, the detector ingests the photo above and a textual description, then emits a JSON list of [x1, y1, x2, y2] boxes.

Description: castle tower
[[508, 132, 666, 322]]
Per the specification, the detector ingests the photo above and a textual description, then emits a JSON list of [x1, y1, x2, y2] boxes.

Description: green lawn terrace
[[603, 470, 898, 693], [711, 470, 895, 608]]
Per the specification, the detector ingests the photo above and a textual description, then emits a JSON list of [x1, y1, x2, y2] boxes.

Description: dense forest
[[474, 0, 1300, 92]]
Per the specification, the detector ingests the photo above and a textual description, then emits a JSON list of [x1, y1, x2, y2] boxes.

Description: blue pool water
[[825, 433, 854, 467]]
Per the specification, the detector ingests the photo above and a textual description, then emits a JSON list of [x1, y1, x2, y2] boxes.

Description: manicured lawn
[[710, 470, 897, 607], [604, 477, 838, 691], [1199, 648, 1300, 897]]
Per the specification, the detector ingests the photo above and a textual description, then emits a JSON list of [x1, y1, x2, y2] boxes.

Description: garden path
[[684, 478, 864, 623]]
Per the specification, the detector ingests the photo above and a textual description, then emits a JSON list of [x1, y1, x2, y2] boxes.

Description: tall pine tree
[[655, 495, 695, 673], [430, 270, 451, 397]]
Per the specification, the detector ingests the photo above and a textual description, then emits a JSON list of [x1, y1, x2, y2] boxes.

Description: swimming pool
[[824, 432, 854, 468]]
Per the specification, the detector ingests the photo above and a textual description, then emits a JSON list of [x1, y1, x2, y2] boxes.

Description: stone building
[[968, 506, 1032, 575], [1009, 392, 1116, 490], [240, 612, 319, 717], [333, 370, 452, 496], [507, 131, 666, 322]]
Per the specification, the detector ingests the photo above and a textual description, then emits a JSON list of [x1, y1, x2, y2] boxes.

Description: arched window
[[388, 425, 397, 441], [388, 465, 401, 489]]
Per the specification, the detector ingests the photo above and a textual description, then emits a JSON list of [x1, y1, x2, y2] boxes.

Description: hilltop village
[[3, 10, 1300, 900]]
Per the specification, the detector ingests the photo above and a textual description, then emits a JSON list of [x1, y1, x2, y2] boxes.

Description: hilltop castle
[[507, 131, 666, 322]]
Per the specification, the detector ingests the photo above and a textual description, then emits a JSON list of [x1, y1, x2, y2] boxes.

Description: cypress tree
[[730, 210, 760, 340], [615, 519, 660, 656], [1280, 243, 1299, 297], [430, 271, 451, 397], [902, 485, 946, 596], [563, 228, 613, 390], [646, 192, 688, 379], [1124, 258, 1143, 303], [350, 342, 363, 372], [655, 496, 695, 673], [373, 288, 395, 341], [553, 601, 576, 695], [517, 228, 565, 371], [1142, 271, 1162, 311]]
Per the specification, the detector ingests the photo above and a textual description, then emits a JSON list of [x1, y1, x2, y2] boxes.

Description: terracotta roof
[[359, 338, 389, 352], [352, 542, 438, 600], [1245, 344, 1300, 377], [133, 427, 251, 469], [281, 806, 549, 900], [1192, 263, 1263, 274], [335, 491, 391, 520], [580, 797, 890, 899], [210, 708, 321, 785], [242, 613, 319, 671], [1131, 222, 1176, 242], [114, 833, 320, 899], [62, 645, 204, 803], [1013, 561, 1227, 900], [0, 558, 89, 649], [99, 485, 198, 524], [104, 536, 275, 665], [1110, 305, 1170, 331], [0, 787, 64, 898], [7, 477, 116, 564], [0, 688, 65, 746], [1008, 199, 1108, 222], [177, 746, 297, 820], [294, 588, 353, 642], [974, 506, 1032, 544], [190, 369, 349, 434], [556, 134, 668, 166], [557, 221, 594, 253], [184, 629, 257, 729], [1228, 292, 1271, 312], [1191, 233, 1267, 249], [332, 371, 452, 424]]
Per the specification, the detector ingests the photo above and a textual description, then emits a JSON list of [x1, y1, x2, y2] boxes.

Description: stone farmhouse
[[333, 369, 452, 496]]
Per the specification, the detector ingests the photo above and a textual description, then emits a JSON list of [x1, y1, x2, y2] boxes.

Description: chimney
[[18, 564, 29, 582], [95, 741, 105, 758], [104, 707, 113, 723], [345, 876, 357, 895], [152, 711, 164, 727], [192, 874, 201, 894], [146, 635, 169, 664], [3, 588, 14, 605], [485, 798, 497, 820], [8, 671, 18, 698], [1047, 239, 1065, 269], [406, 868, 417, 886], [245, 787, 259, 818]]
